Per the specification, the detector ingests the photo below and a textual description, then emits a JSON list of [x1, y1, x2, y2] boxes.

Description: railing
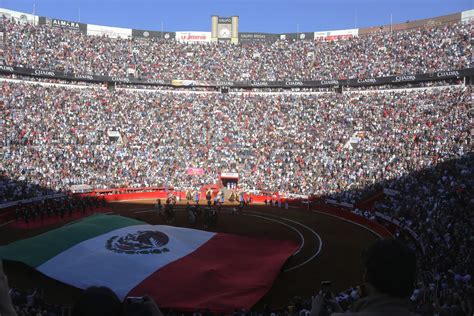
[[0, 64, 472, 89]]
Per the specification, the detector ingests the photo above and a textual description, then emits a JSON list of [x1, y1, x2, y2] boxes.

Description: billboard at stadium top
[[2, 7, 471, 43], [239, 32, 279, 43], [314, 29, 358, 41], [175, 31, 212, 43], [0, 7, 37, 24], [38, 16, 88, 34], [132, 29, 175, 40]]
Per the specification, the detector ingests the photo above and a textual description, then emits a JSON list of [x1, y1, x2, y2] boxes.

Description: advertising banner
[[132, 29, 175, 40], [0, 64, 170, 85], [39, 17, 88, 33], [314, 28, 358, 41], [187, 168, 205, 176], [217, 17, 232, 24], [87, 24, 132, 39], [239, 32, 279, 43], [347, 69, 465, 86], [232, 79, 342, 88], [220, 173, 239, 179], [0, 8, 37, 24], [0, 64, 471, 89], [297, 32, 315, 40], [279, 32, 314, 41], [171, 79, 194, 87], [175, 31, 211, 43]]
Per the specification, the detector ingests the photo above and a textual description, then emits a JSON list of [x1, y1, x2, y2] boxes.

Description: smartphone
[[321, 281, 332, 299], [126, 296, 144, 304]]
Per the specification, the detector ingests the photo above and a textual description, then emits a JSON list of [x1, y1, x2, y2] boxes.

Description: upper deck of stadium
[[0, 8, 473, 85]]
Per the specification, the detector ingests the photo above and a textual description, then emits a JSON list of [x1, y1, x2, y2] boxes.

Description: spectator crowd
[[8, 287, 66, 316], [1, 17, 471, 81], [1, 82, 470, 203], [370, 155, 473, 316]]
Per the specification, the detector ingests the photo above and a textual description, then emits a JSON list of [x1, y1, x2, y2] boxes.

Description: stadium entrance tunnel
[[220, 172, 239, 189]]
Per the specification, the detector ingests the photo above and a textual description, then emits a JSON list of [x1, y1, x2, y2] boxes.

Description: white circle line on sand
[[246, 211, 323, 272], [279, 216, 323, 272], [241, 213, 305, 256]]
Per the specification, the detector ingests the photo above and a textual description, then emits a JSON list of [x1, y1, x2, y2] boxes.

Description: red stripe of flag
[[128, 233, 298, 313]]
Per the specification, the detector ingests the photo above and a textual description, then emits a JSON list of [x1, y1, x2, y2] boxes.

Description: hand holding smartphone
[[127, 296, 145, 304], [321, 280, 332, 299], [125, 295, 163, 316]]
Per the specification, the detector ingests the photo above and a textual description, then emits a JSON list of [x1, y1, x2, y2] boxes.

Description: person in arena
[[311, 239, 418, 316], [187, 202, 196, 225], [194, 190, 200, 205], [186, 190, 192, 201], [154, 199, 162, 216], [239, 192, 245, 211]]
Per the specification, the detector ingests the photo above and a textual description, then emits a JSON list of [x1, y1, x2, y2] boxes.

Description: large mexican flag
[[0, 214, 298, 312]]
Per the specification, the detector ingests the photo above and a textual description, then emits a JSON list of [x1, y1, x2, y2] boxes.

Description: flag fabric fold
[[0, 214, 298, 312]]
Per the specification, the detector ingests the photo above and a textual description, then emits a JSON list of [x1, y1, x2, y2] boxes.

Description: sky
[[0, 0, 472, 33]]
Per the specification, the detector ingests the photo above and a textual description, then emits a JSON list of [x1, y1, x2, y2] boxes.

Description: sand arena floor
[[0, 199, 379, 310]]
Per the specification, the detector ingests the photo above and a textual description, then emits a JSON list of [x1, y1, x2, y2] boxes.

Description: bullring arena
[[0, 192, 389, 310], [0, 4, 472, 316]]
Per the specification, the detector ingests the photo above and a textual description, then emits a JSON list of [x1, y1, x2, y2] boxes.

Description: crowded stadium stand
[[0, 6, 473, 316]]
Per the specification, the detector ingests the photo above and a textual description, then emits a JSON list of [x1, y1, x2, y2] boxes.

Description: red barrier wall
[[99, 191, 172, 202], [1, 189, 392, 238]]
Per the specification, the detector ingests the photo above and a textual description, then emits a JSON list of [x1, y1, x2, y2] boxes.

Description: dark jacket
[[333, 294, 418, 316]]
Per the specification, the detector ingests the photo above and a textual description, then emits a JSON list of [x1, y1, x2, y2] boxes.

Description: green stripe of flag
[[0, 214, 143, 267]]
